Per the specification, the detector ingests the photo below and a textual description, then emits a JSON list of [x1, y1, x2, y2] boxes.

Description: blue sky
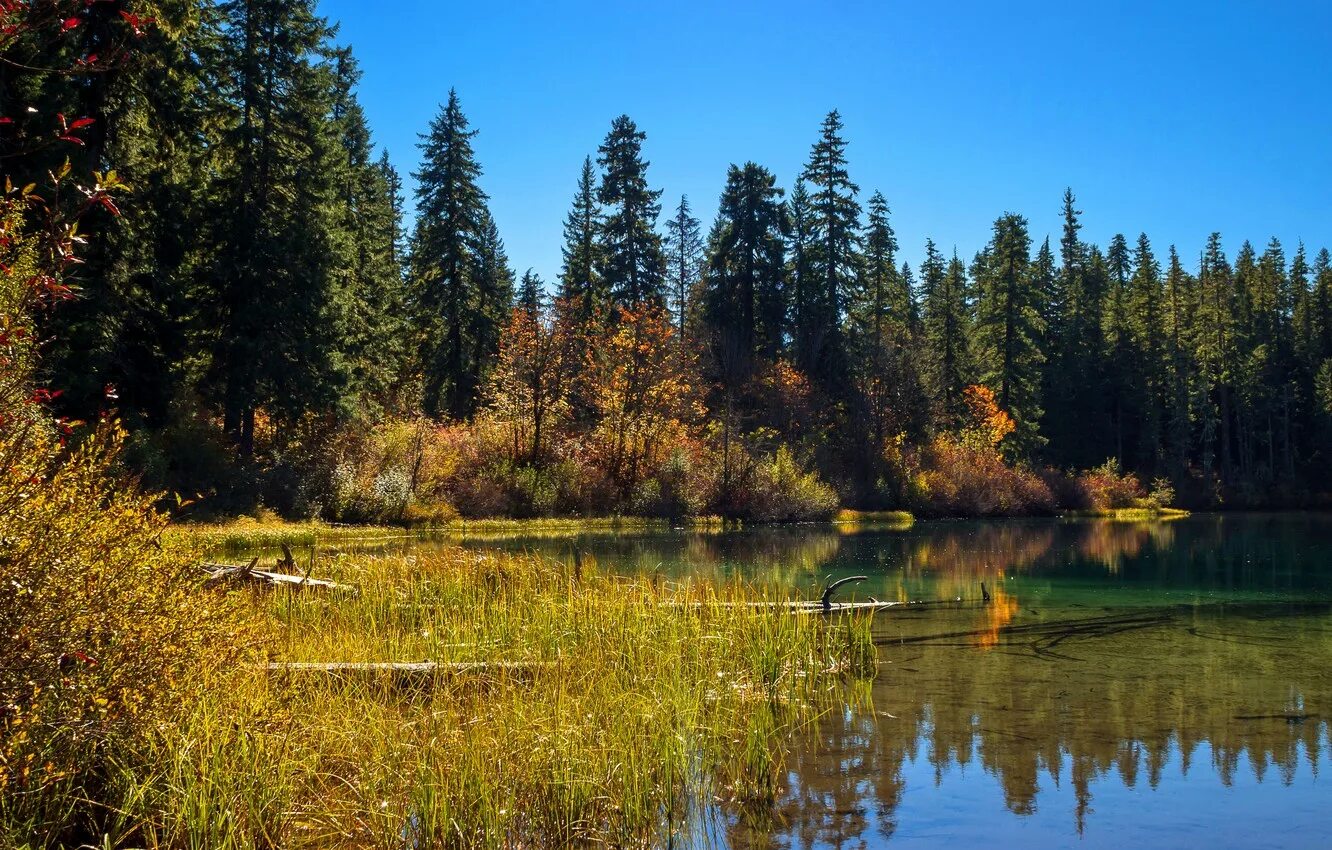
[[320, 0, 1332, 284]]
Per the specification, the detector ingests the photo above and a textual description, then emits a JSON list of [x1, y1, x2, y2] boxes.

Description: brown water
[[456, 514, 1332, 849]]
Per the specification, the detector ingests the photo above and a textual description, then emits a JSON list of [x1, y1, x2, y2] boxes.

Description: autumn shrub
[[0, 215, 248, 843], [1074, 459, 1147, 511], [734, 446, 840, 522], [910, 386, 1055, 517]]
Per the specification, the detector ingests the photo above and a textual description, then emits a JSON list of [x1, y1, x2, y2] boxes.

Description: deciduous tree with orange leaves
[[584, 303, 701, 497], [483, 297, 579, 464]]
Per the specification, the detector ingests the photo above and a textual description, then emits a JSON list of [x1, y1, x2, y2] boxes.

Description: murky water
[[450, 514, 1332, 849]]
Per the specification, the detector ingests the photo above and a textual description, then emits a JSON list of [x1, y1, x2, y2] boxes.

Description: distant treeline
[[5, 0, 1330, 513]]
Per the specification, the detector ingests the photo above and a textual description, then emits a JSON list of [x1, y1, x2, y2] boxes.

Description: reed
[[68, 548, 872, 849]]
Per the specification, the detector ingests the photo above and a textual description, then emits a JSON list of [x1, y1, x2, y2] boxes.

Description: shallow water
[[454, 514, 1332, 849]]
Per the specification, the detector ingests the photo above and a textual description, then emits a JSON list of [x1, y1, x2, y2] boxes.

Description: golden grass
[[65, 547, 874, 849]]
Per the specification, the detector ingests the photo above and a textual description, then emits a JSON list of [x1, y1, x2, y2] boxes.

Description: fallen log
[[264, 660, 551, 688], [200, 559, 356, 594]]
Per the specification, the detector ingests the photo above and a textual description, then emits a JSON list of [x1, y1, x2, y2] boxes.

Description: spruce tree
[[596, 115, 666, 307], [410, 89, 488, 418]]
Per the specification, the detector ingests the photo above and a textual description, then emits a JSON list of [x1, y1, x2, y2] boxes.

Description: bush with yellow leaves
[[0, 208, 249, 843]]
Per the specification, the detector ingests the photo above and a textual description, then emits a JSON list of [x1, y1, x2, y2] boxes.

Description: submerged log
[[264, 660, 552, 688]]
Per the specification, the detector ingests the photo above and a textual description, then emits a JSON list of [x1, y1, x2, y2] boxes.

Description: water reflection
[[473, 515, 1332, 849], [727, 599, 1332, 849]]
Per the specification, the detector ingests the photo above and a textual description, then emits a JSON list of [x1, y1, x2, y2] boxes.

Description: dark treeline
[[6, 0, 1332, 515]]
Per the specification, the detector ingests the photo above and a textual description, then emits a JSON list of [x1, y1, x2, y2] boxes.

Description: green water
[[453, 514, 1332, 849]]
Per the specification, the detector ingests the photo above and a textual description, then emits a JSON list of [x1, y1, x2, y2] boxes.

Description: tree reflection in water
[[460, 515, 1332, 849]]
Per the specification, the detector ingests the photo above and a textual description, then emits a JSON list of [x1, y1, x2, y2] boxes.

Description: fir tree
[[410, 89, 488, 418], [202, 0, 356, 454], [798, 110, 861, 393], [1129, 233, 1165, 471], [596, 115, 666, 307], [700, 162, 789, 382], [663, 195, 704, 341], [973, 213, 1045, 455], [558, 156, 604, 322], [921, 242, 972, 425]]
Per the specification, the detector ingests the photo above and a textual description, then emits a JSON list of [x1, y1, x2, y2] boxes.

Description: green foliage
[[596, 115, 666, 308]]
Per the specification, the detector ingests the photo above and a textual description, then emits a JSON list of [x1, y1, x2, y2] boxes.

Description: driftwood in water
[[668, 574, 902, 615], [200, 553, 356, 594]]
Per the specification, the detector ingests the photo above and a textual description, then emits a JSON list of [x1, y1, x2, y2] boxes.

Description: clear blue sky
[[319, 0, 1332, 285]]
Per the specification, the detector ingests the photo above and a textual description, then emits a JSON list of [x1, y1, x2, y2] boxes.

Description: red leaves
[[61, 16, 81, 32], [119, 10, 153, 37]]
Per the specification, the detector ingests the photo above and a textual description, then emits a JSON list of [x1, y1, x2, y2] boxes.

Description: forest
[[8, 0, 1332, 521]]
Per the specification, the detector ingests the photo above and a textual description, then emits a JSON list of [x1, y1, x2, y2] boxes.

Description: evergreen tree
[[663, 195, 704, 341], [1129, 233, 1165, 471], [921, 242, 972, 425], [700, 162, 789, 384], [973, 213, 1044, 455], [1163, 247, 1195, 477], [518, 269, 543, 317], [558, 156, 604, 322], [467, 209, 515, 407], [409, 89, 488, 418], [798, 110, 861, 393], [1104, 233, 1136, 462], [786, 178, 818, 371], [596, 115, 666, 307], [331, 49, 409, 411], [201, 0, 357, 454], [1195, 233, 1235, 478], [850, 190, 906, 359]]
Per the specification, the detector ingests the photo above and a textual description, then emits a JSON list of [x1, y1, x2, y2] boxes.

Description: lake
[[434, 514, 1332, 849]]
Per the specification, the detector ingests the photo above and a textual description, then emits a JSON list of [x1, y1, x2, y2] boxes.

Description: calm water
[[448, 514, 1332, 849]]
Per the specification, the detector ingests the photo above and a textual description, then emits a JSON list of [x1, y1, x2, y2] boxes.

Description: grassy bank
[[1064, 506, 1192, 521], [9, 548, 874, 848]]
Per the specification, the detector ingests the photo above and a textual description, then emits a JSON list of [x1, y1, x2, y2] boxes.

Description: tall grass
[[51, 548, 874, 849]]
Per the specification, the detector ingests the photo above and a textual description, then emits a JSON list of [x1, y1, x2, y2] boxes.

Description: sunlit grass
[[80, 548, 873, 849]]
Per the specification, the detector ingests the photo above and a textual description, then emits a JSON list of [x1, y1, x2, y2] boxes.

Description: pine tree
[[596, 115, 666, 307], [663, 195, 704, 341], [798, 110, 861, 394], [558, 156, 604, 323], [973, 213, 1045, 455], [410, 89, 488, 418]]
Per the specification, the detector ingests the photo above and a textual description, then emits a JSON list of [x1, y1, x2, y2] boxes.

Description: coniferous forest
[[8, 0, 1332, 521]]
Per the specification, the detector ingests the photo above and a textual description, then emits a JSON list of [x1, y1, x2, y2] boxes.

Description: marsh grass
[[79, 548, 873, 849], [170, 516, 728, 556]]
